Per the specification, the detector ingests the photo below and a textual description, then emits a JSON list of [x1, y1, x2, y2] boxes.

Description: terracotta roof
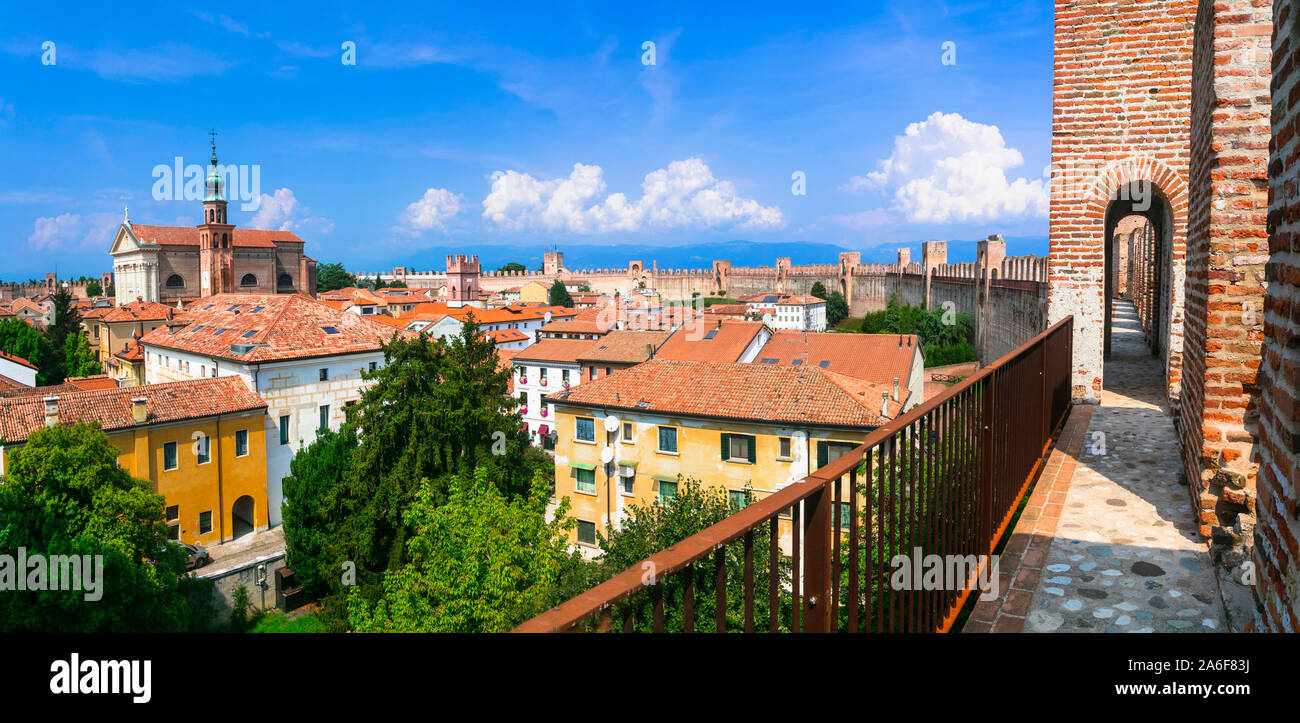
[[0, 349, 37, 371], [64, 375, 120, 391], [100, 299, 178, 324], [140, 293, 411, 363], [654, 319, 768, 363], [398, 302, 577, 326], [0, 377, 267, 445], [80, 306, 112, 320], [9, 299, 45, 315], [485, 328, 528, 344], [126, 223, 304, 248], [738, 293, 825, 306], [576, 330, 673, 364], [115, 338, 145, 362], [547, 358, 901, 428], [367, 314, 409, 328], [511, 339, 598, 365], [756, 332, 919, 388]]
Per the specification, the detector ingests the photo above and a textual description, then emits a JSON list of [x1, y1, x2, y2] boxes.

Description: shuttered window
[[720, 433, 756, 463]]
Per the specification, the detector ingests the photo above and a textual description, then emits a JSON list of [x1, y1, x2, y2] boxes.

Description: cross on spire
[[209, 128, 218, 149]]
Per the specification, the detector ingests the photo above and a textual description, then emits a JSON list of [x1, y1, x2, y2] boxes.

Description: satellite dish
[[603, 414, 620, 432], [600, 447, 614, 464]]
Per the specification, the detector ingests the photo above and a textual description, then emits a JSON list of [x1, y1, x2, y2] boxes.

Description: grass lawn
[[700, 297, 743, 307], [248, 609, 331, 633], [832, 316, 862, 331]]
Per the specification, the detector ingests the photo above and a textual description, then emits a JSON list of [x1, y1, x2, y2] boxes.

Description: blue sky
[[0, 0, 1052, 280]]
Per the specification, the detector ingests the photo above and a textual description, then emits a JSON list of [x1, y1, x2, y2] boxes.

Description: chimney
[[893, 377, 900, 402], [131, 397, 148, 424], [881, 392, 890, 418], [43, 396, 59, 427]]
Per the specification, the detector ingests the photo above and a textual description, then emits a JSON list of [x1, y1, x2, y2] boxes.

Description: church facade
[[110, 141, 316, 305]]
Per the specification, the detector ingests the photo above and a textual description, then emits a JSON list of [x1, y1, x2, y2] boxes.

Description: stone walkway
[[968, 299, 1226, 633]]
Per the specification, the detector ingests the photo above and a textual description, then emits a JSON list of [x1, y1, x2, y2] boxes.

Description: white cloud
[[398, 187, 463, 233], [846, 112, 1047, 224], [28, 212, 120, 250], [482, 158, 783, 233], [248, 188, 334, 234]]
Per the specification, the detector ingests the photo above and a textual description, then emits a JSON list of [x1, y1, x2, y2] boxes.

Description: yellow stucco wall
[[2, 411, 268, 546], [520, 282, 549, 304], [551, 404, 866, 554]]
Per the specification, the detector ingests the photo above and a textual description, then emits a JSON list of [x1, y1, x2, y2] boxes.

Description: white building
[[510, 339, 596, 448], [739, 293, 827, 331], [139, 293, 409, 526], [0, 350, 38, 388]]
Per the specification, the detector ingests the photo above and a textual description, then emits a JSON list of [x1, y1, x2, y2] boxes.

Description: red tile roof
[[756, 332, 919, 387], [127, 224, 304, 248], [547, 358, 901, 428], [140, 293, 412, 363], [511, 339, 598, 365], [100, 299, 179, 324], [485, 328, 528, 344], [654, 319, 768, 363], [65, 375, 121, 391], [576, 330, 673, 364], [0, 377, 267, 444]]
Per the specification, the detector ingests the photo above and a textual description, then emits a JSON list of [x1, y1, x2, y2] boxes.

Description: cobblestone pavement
[[1021, 300, 1225, 632], [198, 526, 286, 578]]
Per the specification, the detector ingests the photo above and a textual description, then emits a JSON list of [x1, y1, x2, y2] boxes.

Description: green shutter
[[747, 435, 756, 464], [817, 441, 829, 469], [720, 433, 730, 460]]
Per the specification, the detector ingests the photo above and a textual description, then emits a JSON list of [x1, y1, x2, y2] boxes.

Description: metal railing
[[515, 316, 1074, 632]]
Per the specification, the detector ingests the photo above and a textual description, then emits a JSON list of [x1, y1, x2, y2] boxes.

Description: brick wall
[[1259, 0, 1300, 632], [1050, 0, 1198, 403], [1183, 0, 1271, 560]]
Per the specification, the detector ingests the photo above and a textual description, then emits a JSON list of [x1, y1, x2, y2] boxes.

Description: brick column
[[1182, 0, 1271, 557], [1258, 0, 1300, 632]]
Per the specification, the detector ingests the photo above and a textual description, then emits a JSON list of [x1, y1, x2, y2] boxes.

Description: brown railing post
[[802, 486, 833, 632], [979, 374, 996, 555]]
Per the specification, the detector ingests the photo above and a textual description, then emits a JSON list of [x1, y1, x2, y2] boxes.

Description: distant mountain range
[[362, 236, 1049, 274]]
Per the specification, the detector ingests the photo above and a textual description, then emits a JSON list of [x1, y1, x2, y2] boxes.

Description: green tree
[[0, 318, 60, 385], [46, 287, 82, 359], [62, 331, 100, 378], [282, 427, 358, 598], [497, 262, 526, 274], [580, 478, 791, 632], [0, 423, 196, 632], [548, 280, 573, 307], [339, 315, 536, 585], [316, 262, 357, 293], [858, 295, 974, 367], [105, 283, 115, 299], [825, 291, 849, 327], [85, 280, 103, 297], [346, 468, 578, 632], [810, 282, 829, 300]]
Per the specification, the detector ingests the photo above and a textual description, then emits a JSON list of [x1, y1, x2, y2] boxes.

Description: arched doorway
[[231, 495, 255, 539], [1102, 180, 1176, 405]]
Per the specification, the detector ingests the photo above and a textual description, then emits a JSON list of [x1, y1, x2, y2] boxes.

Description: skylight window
[[204, 304, 215, 310], [818, 360, 830, 368], [704, 329, 718, 340], [322, 326, 340, 334], [250, 306, 264, 313], [241, 330, 257, 339], [193, 325, 205, 332], [760, 358, 778, 364], [214, 329, 228, 336], [792, 359, 804, 365], [228, 305, 240, 311]]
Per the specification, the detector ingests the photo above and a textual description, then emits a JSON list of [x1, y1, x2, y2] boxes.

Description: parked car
[[182, 543, 212, 570]]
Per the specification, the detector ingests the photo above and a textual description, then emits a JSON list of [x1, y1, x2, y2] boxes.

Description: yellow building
[[546, 358, 905, 554], [0, 377, 269, 546], [520, 281, 550, 304]]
